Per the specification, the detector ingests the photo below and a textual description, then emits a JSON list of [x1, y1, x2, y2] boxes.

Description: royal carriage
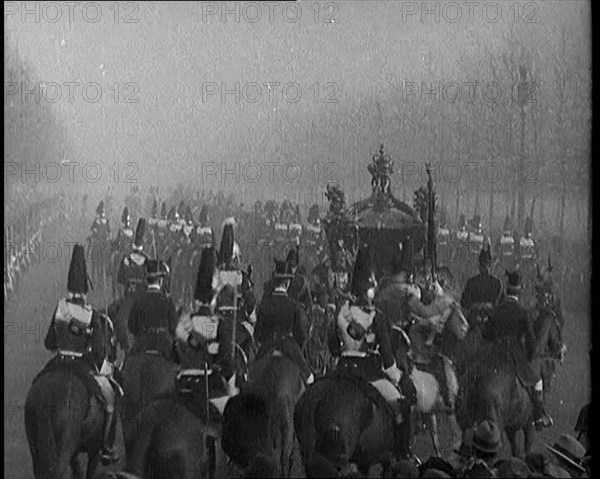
[[323, 145, 454, 294]]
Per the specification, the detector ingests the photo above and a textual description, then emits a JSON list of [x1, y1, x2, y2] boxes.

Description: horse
[[456, 342, 535, 458], [293, 366, 398, 477], [222, 354, 305, 477], [24, 314, 113, 479], [124, 396, 223, 479], [391, 301, 468, 457]]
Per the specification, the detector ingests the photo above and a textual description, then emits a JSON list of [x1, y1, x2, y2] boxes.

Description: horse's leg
[[426, 413, 442, 457], [85, 453, 101, 479], [71, 453, 85, 479], [448, 412, 462, 452], [523, 424, 535, 457], [505, 427, 519, 459]]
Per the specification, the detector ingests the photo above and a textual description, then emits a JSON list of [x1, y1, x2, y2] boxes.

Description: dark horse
[[24, 314, 113, 479], [125, 395, 223, 479], [456, 298, 565, 458], [222, 354, 305, 477], [294, 369, 398, 477], [456, 342, 534, 458]]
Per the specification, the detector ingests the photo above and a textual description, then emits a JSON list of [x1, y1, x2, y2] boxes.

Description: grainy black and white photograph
[[4, 1, 591, 478]]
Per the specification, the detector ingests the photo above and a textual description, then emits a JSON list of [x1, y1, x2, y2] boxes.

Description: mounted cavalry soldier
[[196, 205, 215, 249], [497, 215, 516, 271], [117, 218, 151, 298], [483, 269, 554, 431], [519, 216, 537, 264], [115, 207, 134, 250], [255, 258, 314, 385], [44, 244, 122, 464], [128, 259, 178, 362], [155, 202, 169, 255], [175, 246, 239, 416], [456, 213, 469, 244], [91, 200, 110, 240], [460, 245, 503, 325], [468, 214, 485, 261], [336, 246, 415, 460], [285, 242, 313, 311], [288, 205, 303, 243], [148, 198, 159, 227]]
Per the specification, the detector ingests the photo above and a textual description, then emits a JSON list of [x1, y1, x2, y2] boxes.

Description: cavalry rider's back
[[481, 269, 554, 430], [43, 244, 121, 464], [118, 218, 151, 296], [460, 248, 503, 313], [128, 277, 178, 360], [255, 263, 313, 384]]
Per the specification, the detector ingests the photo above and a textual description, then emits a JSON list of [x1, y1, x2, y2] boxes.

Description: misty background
[[5, 0, 590, 240]]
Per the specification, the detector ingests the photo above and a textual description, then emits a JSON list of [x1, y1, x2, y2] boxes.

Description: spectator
[[546, 435, 588, 478], [459, 421, 500, 478]]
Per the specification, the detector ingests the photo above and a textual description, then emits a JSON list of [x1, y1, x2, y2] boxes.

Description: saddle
[[333, 355, 397, 420], [34, 356, 106, 410], [176, 367, 233, 422]]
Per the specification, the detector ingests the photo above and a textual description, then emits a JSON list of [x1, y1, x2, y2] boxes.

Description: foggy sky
[[5, 1, 590, 205]]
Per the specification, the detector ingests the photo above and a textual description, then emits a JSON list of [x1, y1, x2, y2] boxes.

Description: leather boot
[[531, 388, 553, 430], [100, 409, 120, 465]]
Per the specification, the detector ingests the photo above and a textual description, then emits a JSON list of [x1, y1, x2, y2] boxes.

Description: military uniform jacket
[[91, 217, 110, 239], [375, 279, 412, 328], [117, 249, 151, 289], [255, 290, 307, 348], [288, 273, 313, 311], [460, 272, 503, 311], [483, 296, 538, 385], [128, 286, 178, 358], [45, 299, 114, 370], [498, 234, 516, 259], [337, 302, 396, 370]]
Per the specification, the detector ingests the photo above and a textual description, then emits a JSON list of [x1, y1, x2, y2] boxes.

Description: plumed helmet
[[273, 259, 293, 279], [177, 200, 186, 218], [151, 199, 158, 218], [505, 268, 523, 294], [194, 247, 218, 304], [67, 244, 91, 295], [134, 218, 146, 247], [286, 245, 299, 269], [168, 206, 179, 222], [350, 246, 376, 298], [160, 202, 168, 219], [199, 205, 209, 224], [459, 213, 466, 228], [503, 215, 512, 233], [219, 218, 236, 270], [121, 206, 130, 225], [525, 216, 533, 236], [308, 204, 320, 224], [96, 200, 105, 216], [472, 214, 482, 230], [479, 244, 493, 267], [146, 259, 166, 280], [185, 205, 194, 225]]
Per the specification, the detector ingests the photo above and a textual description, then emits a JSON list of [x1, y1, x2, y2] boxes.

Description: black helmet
[[67, 244, 91, 295], [194, 247, 218, 304], [134, 218, 146, 248]]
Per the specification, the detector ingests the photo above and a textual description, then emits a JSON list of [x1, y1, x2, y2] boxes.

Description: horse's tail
[[222, 393, 273, 468], [315, 424, 346, 466], [25, 399, 62, 479]]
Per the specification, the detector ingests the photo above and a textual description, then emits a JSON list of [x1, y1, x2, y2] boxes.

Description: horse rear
[[25, 370, 104, 479], [223, 354, 304, 477], [456, 345, 534, 458], [294, 376, 396, 476]]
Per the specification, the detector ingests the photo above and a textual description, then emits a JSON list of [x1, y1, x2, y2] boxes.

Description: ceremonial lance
[[426, 163, 437, 282]]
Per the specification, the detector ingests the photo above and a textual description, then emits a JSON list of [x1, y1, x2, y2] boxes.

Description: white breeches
[[370, 378, 402, 405], [94, 375, 116, 413]]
